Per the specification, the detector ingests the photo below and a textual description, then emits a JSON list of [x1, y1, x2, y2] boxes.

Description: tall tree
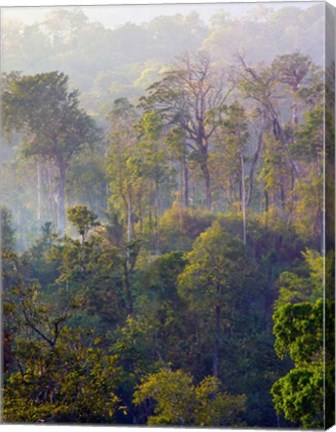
[[258, 133, 292, 215], [211, 103, 249, 243], [238, 57, 296, 213], [165, 126, 190, 208], [272, 52, 311, 126], [107, 98, 141, 242], [178, 220, 255, 378], [135, 110, 170, 253], [143, 52, 233, 209], [3, 71, 100, 233]]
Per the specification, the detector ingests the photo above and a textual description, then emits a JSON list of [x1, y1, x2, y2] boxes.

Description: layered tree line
[[2, 5, 325, 115], [2, 43, 333, 427]]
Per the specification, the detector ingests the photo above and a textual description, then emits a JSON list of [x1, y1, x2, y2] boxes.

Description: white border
[[0, 0, 335, 8], [1, 1, 335, 432]]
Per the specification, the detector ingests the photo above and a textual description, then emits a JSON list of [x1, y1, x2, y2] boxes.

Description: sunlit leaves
[[271, 273, 325, 428], [67, 206, 99, 243], [271, 365, 323, 428], [134, 369, 246, 426], [4, 331, 123, 423]]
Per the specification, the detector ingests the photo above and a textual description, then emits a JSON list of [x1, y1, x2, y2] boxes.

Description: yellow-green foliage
[[134, 368, 246, 426], [275, 249, 323, 309], [271, 299, 325, 428], [4, 333, 123, 423]]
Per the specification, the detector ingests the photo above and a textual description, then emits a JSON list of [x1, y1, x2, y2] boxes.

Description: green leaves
[[178, 220, 258, 380], [67, 206, 99, 242], [1, 27, 328, 428], [136, 111, 169, 185], [292, 105, 324, 162], [178, 220, 248, 313], [210, 102, 249, 209], [1, 206, 16, 252], [275, 249, 323, 309], [272, 52, 311, 90], [3, 72, 101, 233], [134, 369, 196, 425], [271, 365, 323, 428], [273, 299, 323, 363], [4, 331, 123, 423], [134, 369, 246, 426], [271, 253, 325, 428]]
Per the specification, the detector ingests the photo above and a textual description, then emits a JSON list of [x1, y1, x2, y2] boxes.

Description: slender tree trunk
[[126, 194, 134, 243], [200, 159, 211, 210], [291, 87, 298, 127], [124, 196, 134, 314], [57, 158, 66, 235], [139, 195, 143, 234], [272, 115, 295, 214], [191, 178, 195, 208], [179, 161, 183, 226], [154, 180, 160, 254], [288, 89, 299, 216], [279, 180, 286, 212], [213, 297, 221, 378], [37, 161, 41, 221], [247, 131, 263, 207], [123, 262, 133, 315], [179, 161, 183, 203], [45, 165, 54, 224], [106, 182, 110, 211], [3, 331, 12, 373], [264, 191, 269, 213], [183, 154, 189, 208], [241, 153, 247, 246]]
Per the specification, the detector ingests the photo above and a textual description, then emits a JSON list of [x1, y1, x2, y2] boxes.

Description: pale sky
[[1, 1, 318, 29]]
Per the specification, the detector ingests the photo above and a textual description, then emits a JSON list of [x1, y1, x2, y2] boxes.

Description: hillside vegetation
[[2, 3, 334, 427]]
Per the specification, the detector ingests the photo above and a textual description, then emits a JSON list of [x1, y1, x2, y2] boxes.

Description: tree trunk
[[272, 115, 296, 214], [57, 158, 66, 235], [44, 164, 55, 225], [279, 180, 286, 212], [179, 161, 183, 226], [200, 159, 211, 210], [123, 262, 133, 315], [154, 180, 160, 254], [183, 154, 189, 208], [291, 87, 298, 127], [241, 153, 247, 246], [126, 194, 134, 243], [139, 196, 143, 234], [37, 161, 41, 221], [247, 131, 263, 207], [106, 182, 110, 211], [213, 301, 221, 378], [179, 161, 183, 205], [264, 190, 269, 218]]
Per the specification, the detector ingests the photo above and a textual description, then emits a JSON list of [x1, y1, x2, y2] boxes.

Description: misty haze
[[1, 1, 334, 428]]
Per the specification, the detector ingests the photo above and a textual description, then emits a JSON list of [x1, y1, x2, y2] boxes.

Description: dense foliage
[[1, 3, 333, 428]]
